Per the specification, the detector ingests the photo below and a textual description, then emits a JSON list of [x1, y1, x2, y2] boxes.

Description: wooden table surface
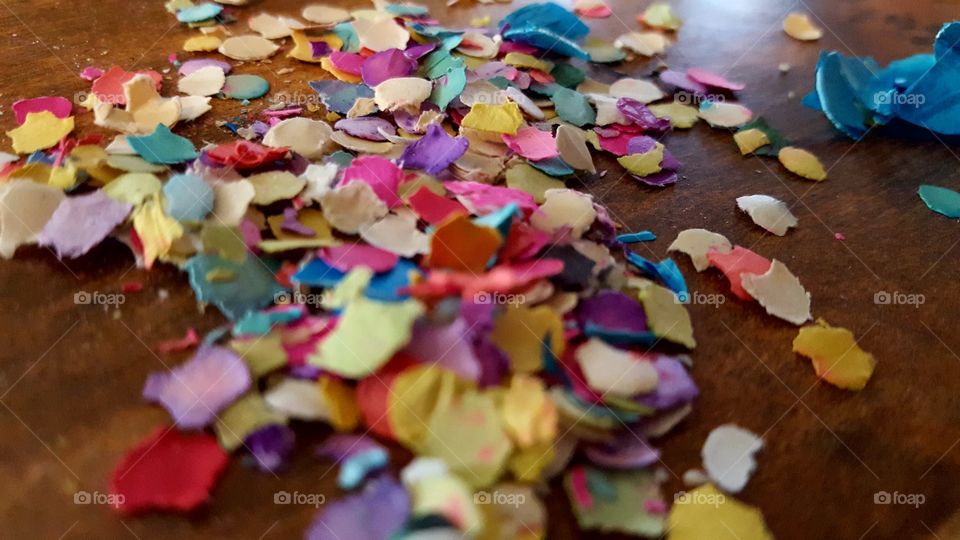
[[2, 0, 959, 538]]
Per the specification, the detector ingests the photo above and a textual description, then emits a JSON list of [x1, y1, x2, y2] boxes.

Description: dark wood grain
[[1, 0, 959, 538]]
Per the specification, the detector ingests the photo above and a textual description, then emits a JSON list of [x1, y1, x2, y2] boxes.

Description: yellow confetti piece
[[648, 102, 699, 129], [792, 319, 876, 390], [69, 144, 120, 184], [103, 173, 162, 206], [408, 472, 482, 535], [132, 196, 183, 269], [783, 12, 823, 41], [461, 102, 524, 135], [501, 375, 557, 449], [247, 171, 306, 204], [259, 208, 339, 252], [503, 52, 554, 72], [667, 484, 774, 540], [183, 34, 222, 52], [778, 146, 827, 181], [421, 390, 513, 488], [229, 333, 287, 378], [470, 15, 490, 27], [505, 163, 565, 203], [309, 297, 424, 379], [733, 128, 771, 155], [389, 364, 475, 450], [617, 144, 664, 176], [490, 305, 566, 373], [632, 278, 696, 349], [641, 3, 682, 31], [47, 164, 78, 190], [6, 111, 74, 154], [508, 441, 555, 483], [319, 376, 361, 431]]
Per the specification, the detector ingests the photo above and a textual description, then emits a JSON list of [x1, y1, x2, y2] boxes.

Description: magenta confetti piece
[[339, 155, 403, 208], [12, 96, 73, 125], [328, 51, 365, 75], [658, 69, 709, 94], [319, 243, 399, 273]]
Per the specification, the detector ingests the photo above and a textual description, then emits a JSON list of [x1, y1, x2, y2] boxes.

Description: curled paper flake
[[793, 319, 876, 390], [736, 194, 798, 236], [783, 12, 822, 41], [707, 246, 771, 301], [702, 424, 763, 493], [177, 65, 225, 97], [668, 228, 732, 272], [740, 260, 812, 325], [615, 32, 669, 56], [0, 181, 66, 259], [609, 78, 665, 103]]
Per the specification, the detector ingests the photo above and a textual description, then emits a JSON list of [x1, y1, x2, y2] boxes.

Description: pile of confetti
[[10, 1, 960, 538]]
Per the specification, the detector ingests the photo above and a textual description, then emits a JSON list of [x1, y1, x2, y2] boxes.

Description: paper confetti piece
[[702, 424, 763, 493], [143, 346, 251, 429], [502, 126, 559, 161], [783, 12, 823, 41], [177, 65, 225, 96], [918, 184, 960, 218], [667, 484, 773, 540], [110, 427, 228, 514], [6, 111, 74, 154], [736, 194, 798, 236], [37, 190, 132, 258], [740, 260, 812, 325], [778, 146, 827, 181], [640, 3, 682, 30], [0, 181, 65, 258], [733, 128, 770, 155], [127, 124, 198, 164], [461, 102, 524, 135], [698, 101, 752, 128], [309, 297, 424, 378], [668, 228, 732, 272], [262, 117, 333, 160], [218, 35, 280, 60], [11, 96, 72, 125], [793, 319, 876, 390], [428, 214, 502, 273], [373, 77, 432, 112], [707, 246, 771, 301], [577, 338, 659, 397]]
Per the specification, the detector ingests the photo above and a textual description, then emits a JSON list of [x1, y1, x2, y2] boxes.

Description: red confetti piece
[[154, 328, 200, 354], [110, 426, 228, 515], [206, 140, 289, 170]]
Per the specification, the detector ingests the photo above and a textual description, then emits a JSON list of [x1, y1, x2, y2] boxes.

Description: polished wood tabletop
[[1, 0, 958, 538]]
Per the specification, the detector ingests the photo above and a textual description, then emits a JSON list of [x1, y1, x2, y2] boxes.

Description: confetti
[[783, 12, 823, 41], [702, 425, 763, 493], [918, 184, 960, 218], [736, 194, 798, 236], [793, 319, 877, 390]]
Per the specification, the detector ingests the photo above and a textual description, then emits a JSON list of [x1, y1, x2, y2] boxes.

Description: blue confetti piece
[[617, 231, 657, 244], [625, 252, 688, 297]]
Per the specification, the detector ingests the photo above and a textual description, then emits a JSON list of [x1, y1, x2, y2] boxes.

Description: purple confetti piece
[[142, 346, 252, 430], [398, 123, 469, 176], [245, 424, 295, 473], [37, 190, 132, 259], [392, 102, 442, 134], [334, 117, 396, 141], [403, 317, 481, 382], [634, 170, 679, 187], [625, 136, 681, 171], [305, 475, 410, 540], [280, 207, 315, 237], [361, 48, 418, 87], [617, 98, 672, 133], [403, 42, 436, 60], [311, 41, 333, 58], [576, 290, 648, 335], [316, 434, 385, 462], [658, 69, 709, 94], [584, 435, 661, 469], [639, 355, 699, 409]]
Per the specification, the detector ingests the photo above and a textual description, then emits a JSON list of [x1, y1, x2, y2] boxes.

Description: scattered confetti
[[793, 319, 877, 390]]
